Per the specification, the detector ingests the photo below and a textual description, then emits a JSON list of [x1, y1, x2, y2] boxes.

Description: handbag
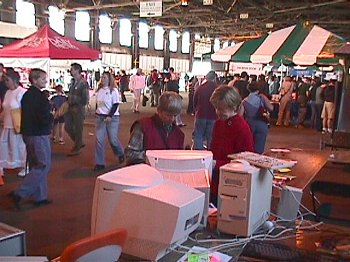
[[257, 96, 270, 124], [142, 93, 149, 107], [54, 101, 69, 119], [11, 108, 21, 133], [257, 106, 270, 124]]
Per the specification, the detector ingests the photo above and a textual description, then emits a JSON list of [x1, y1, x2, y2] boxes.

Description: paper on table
[[270, 148, 291, 153], [177, 246, 232, 262]]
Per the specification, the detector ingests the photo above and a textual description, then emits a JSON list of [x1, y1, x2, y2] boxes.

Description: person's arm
[[38, 93, 54, 126], [106, 90, 120, 121], [260, 94, 274, 112], [193, 87, 199, 111], [125, 123, 146, 165]]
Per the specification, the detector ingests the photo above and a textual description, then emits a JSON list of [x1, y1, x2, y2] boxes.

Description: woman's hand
[[104, 116, 112, 123]]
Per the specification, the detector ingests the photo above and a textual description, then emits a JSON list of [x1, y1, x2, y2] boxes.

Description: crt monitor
[[91, 164, 205, 261], [146, 150, 212, 225]]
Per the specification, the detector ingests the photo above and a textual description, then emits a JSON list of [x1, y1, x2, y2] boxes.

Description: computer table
[[158, 219, 349, 261], [266, 148, 329, 190]]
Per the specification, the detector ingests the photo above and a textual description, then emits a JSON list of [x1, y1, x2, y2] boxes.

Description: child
[[51, 84, 68, 144]]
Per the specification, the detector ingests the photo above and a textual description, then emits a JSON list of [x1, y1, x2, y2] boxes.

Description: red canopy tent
[[0, 24, 101, 60]]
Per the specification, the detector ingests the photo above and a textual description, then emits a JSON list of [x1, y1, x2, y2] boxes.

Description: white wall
[[102, 52, 132, 70], [0, 21, 37, 39], [139, 55, 164, 72], [169, 58, 190, 73]]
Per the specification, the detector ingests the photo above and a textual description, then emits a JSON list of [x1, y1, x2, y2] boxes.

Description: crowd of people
[[0, 62, 340, 209]]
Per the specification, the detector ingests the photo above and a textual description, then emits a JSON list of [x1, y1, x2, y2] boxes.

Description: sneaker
[[17, 169, 26, 177], [59, 139, 65, 145], [322, 128, 327, 134], [93, 164, 105, 171], [53, 138, 58, 144], [67, 149, 81, 156], [327, 128, 333, 133], [33, 199, 53, 207], [118, 155, 125, 163], [8, 191, 22, 210]]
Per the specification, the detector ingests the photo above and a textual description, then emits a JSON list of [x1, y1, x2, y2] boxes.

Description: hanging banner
[[194, 38, 211, 58], [229, 62, 263, 75]]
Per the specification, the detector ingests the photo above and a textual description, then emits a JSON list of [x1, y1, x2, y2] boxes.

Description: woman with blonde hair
[[94, 71, 124, 171], [0, 69, 27, 180]]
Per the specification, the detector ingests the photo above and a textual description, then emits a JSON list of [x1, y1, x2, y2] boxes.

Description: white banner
[[229, 62, 263, 75]]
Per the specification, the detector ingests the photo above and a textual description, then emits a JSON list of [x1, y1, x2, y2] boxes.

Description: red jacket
[[138, 114, 184, 150], [210, 114, 254, 202]]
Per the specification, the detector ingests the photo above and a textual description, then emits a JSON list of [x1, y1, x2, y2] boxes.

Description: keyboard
[[228, 151, 297, 170], [241, 240, 339, 261]]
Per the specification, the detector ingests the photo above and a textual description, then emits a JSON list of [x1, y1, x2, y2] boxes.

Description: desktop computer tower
[[217, 161, 273, 236]]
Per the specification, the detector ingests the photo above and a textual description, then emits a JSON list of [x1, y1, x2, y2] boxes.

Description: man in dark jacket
[[193, 70, 218, 150], [10, 68, 53, 209], [234, 71, 249, 99]]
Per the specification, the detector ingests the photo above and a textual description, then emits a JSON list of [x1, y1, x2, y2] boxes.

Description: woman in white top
[[0, 69, 27, 178], [94, 71, 124, 171], [128, 68, 145, 113]]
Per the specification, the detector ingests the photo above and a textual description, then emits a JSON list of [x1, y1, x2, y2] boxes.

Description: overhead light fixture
[[181, 0, 189, 6], [239, 13, 249, 19], [203, 0, 213, 5]]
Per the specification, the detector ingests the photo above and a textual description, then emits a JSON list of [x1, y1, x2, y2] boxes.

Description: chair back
[[59, 228, 127, 262]]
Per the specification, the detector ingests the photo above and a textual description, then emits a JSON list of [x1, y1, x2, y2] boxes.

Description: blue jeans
[[193, 118, 215, 150], [309, 101, 317, 129], [95, 115, 124, 166], [246, 119, 269, 154], [16, 135, 51, 201]]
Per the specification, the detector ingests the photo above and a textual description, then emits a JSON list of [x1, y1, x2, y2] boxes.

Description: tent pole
[[280, 59, 283, 86]]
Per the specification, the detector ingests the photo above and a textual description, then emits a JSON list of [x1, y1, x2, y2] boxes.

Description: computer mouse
[[264, 221, 274, 230]]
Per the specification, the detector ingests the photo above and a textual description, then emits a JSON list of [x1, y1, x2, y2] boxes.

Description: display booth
[[0, 24, 101, 88], [211, 22, 345, 75]]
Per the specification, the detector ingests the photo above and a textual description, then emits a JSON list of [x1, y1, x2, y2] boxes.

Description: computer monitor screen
[[91, 164, 205, 261], [146, 150, 212, 225]]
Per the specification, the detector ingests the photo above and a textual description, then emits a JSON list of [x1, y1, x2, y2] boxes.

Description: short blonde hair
[[158, 91, 182, 115], [210, 85, 242, 111]]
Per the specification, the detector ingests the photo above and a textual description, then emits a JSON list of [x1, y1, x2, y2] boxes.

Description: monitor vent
[[125, 237, 168, 261], [155, 158, 205, 171]]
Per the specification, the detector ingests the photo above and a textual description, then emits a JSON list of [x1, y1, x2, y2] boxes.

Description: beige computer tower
[[217, 161, 273, 236]]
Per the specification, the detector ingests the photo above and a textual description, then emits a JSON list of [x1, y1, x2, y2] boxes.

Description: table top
[[267, 149, 329, 190], [158, 219, 350, 261], [328, 150, 350, 164]]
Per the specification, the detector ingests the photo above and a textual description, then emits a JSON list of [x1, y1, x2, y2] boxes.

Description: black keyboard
[[241, 240, 341, 261]]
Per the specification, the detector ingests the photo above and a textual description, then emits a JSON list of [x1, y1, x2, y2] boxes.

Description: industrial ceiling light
[[181, 0, 189, 6]]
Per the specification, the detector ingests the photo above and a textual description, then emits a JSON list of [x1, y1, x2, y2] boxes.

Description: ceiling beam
[[63, 1, 137, 12], [273, 0, 348, 14]]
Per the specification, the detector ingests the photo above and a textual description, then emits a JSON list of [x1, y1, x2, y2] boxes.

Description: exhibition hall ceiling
[[44, 0, 350, 40]]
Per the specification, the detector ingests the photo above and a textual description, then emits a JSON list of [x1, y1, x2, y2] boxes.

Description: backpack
[[146, 75, 152, 88]]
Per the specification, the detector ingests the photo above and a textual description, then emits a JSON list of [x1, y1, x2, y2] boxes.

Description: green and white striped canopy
[[211, 23, 345, 66]]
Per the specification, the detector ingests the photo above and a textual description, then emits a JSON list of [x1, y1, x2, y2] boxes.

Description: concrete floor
[[0, 92, 348, 259]]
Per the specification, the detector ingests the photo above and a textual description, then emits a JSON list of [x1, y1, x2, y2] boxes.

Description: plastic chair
[[56, 228, 127, 262]]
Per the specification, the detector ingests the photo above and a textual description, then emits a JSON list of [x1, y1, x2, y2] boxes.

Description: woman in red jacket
[[209, 85, 254, 206]]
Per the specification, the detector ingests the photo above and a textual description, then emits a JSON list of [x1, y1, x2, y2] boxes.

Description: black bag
[[257, 96, 270, 124], [257, 106, 270, 124], [142, 94, 149, 107]]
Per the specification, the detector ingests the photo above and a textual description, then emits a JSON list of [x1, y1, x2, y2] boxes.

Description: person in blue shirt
[[51, 84, 68, 144], [241, 82, 273, 154]]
